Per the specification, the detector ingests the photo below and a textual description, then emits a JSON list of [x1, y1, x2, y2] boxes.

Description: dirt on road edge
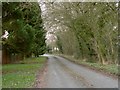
[[34, 57, 48, 88], [58, 55, 118, 79]]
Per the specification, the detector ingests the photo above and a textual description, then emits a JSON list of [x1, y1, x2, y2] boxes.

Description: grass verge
[[58, 54, 118, 77], [2, 56, 47, 88]]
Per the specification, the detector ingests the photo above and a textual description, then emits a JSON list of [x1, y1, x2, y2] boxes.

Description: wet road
[[43, 54, 118, 88]]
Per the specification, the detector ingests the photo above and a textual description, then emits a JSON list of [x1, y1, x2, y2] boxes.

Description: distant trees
[[41, 2, 118, 64], [2, 2, 46, 64]]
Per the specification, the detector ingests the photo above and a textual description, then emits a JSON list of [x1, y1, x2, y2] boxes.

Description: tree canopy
[[41, 2, 118, 64], [2, 2, 46, 63]]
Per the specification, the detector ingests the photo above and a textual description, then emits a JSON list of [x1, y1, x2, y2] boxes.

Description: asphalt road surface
[[43, 54, 118, 88]]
